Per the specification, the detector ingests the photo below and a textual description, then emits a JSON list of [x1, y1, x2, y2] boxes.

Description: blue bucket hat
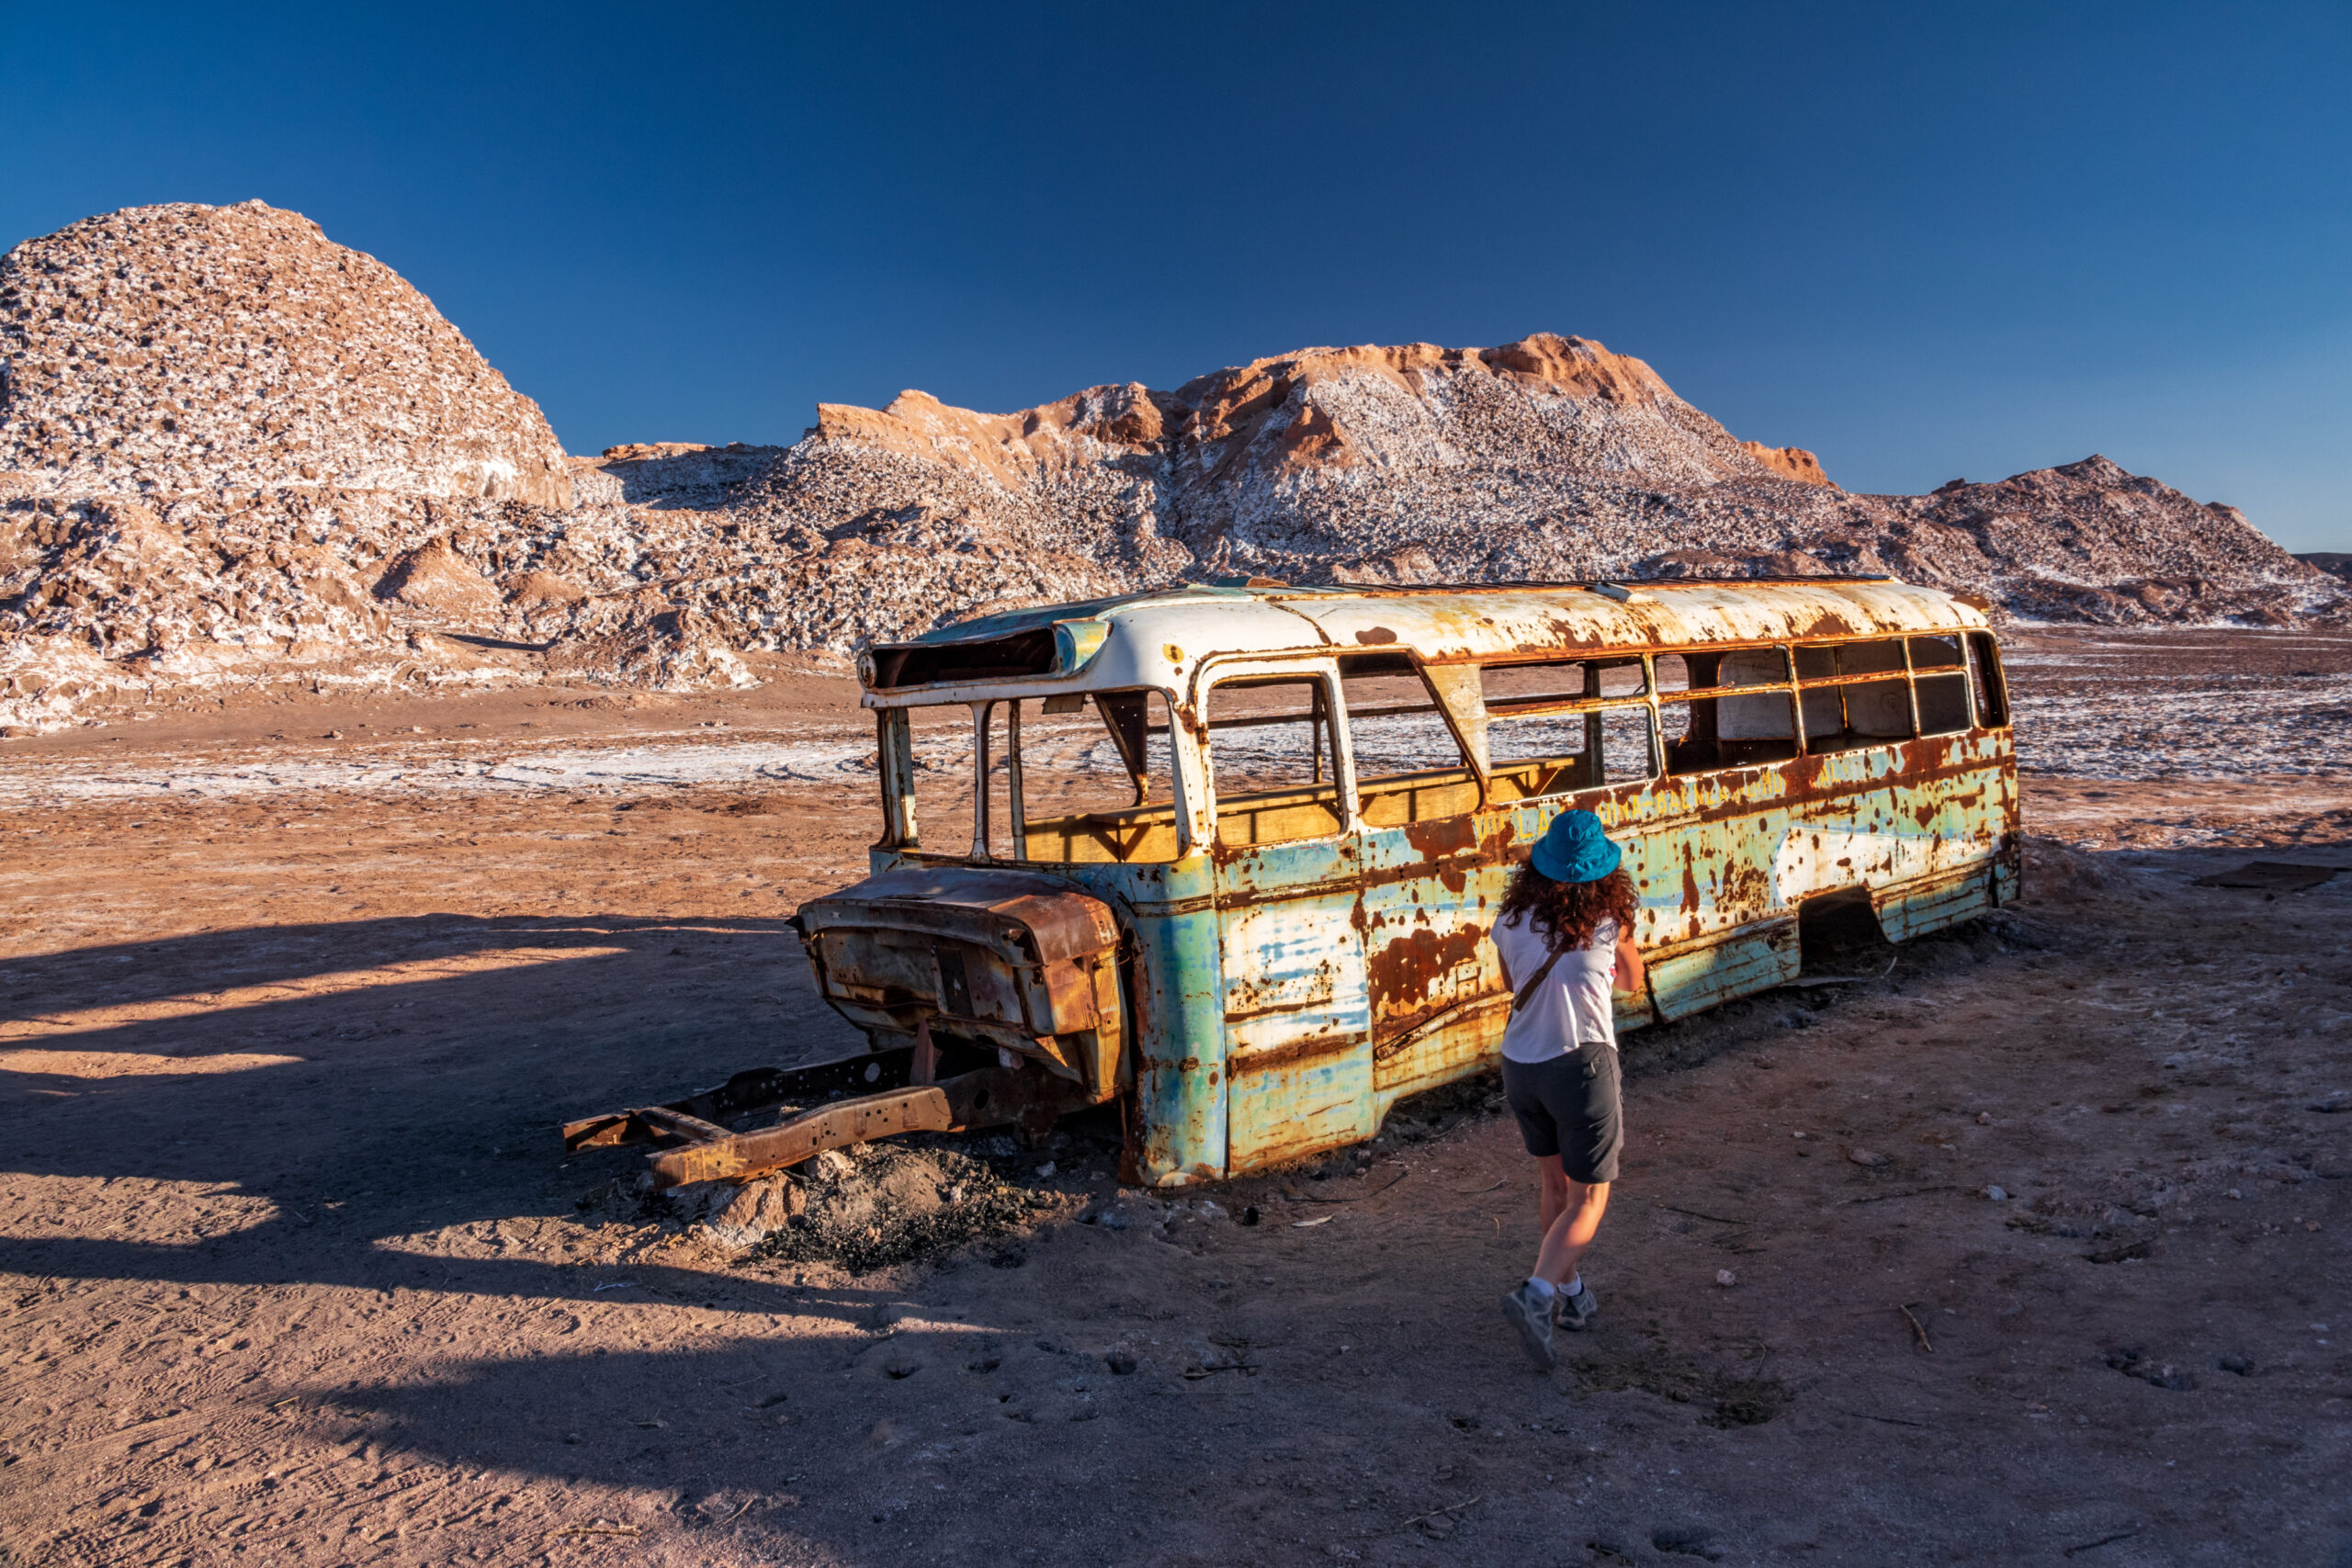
[[1529, 807, 1622, 884]]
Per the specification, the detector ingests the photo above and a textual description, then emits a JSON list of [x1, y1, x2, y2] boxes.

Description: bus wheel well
[[1796, 887, 1891, 976]]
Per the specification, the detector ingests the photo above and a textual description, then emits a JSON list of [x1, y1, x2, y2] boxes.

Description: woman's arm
[[1612, 932, 1645, 995]]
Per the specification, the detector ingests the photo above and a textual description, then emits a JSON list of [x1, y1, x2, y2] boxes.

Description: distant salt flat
[[0, 731, 882, 806], [0, 651, 2343, 807], [0, 719, 1137, 807]]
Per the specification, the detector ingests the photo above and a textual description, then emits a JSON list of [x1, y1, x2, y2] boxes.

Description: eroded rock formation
[[0, 199, 2338, 731]]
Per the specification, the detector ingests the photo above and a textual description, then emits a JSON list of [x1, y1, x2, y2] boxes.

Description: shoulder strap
[[1510, 942, 1570, 1011]]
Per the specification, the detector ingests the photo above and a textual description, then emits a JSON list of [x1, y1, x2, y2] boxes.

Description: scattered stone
[[1715, 1269, 1737, 1287], [1984, 1185, 2009, 1201], [2104, 1348, 2195, 1391], [700, 1175, 806, 1252], [1652, 1523, 1724, 1560], [1849, 1148, 1890, 1168]]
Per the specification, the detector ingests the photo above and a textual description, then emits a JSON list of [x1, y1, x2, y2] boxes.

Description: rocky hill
[[0, 199, 2340, 731]]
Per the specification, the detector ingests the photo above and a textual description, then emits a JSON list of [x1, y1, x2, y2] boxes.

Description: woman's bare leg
[[1536, 1156, 1568, 1237], [1533, 1172, 1610, 1287]]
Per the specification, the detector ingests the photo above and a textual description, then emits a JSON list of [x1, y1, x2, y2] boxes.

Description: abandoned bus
[[570, 578, 2017, 1190], [771, 577, 2017, 1189]]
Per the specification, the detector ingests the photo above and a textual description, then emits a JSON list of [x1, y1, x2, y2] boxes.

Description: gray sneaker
[[1500, 1281, 1557, 1370], [1553, 1280, 1599, 1333]]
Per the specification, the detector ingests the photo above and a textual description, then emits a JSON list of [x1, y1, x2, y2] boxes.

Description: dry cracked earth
[[0, 629, 2346, 1568]]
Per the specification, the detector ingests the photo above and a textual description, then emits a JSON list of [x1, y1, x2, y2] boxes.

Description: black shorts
[[1501, 1043, 1622, 1185]]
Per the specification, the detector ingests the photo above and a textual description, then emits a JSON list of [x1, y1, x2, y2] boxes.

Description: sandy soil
[[0, 630, 2347, 1567]]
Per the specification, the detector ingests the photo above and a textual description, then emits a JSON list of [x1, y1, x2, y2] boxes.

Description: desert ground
[[0, 628, 2346, 1568]]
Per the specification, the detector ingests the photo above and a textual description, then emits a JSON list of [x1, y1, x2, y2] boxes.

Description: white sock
[[1560, 1274, 1584, 1299], [1525, 1275, 1556, 1300]]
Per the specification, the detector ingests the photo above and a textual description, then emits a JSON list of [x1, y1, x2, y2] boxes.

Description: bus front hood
[[794, 866, 1126, 1100]]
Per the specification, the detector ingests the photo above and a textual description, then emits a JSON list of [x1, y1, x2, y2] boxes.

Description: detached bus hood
[[794, 866, 1126, 1099]]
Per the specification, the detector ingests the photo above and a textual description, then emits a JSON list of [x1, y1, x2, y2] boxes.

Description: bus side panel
[[1372, 1003, 1509, 1112], [1645, 919, 1802, 1020], [1125, 859, 1230, 1187], [1779, 734, 2014, 937], [1873, 861, 1995, 943], [1216, 836, 1375, 1176], [1622, 779, 1802, 1020], [1361, 811, 1507, 1098], [1870, 736, 2018, 941]]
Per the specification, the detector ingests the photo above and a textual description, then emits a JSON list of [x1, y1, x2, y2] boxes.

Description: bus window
[[894, 703, 1000, 858], [896, 694, 1184, 864], [1340, 654, 1476, 826], [1967, 632, 2009, 728], [1657, 649, 1799, 775], [1797, 639, 1916, 753], [1909, 636, 1971, 737], [1206, 676, 1344, 847], [1012, 691, 1184, 864], [1483, 658, 1653, 798]]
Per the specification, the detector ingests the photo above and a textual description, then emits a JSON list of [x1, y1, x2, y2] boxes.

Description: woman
[[1492, 807, 1644, 1371]]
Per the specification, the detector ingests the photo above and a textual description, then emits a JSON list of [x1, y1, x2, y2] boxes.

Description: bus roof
[[862, 578, 1990, 700]]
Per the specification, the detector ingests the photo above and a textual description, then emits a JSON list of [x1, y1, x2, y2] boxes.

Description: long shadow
[[0, 910, 785, 1025], [0, 909, 869, 1320], [330, 1336, 1263, 1563]]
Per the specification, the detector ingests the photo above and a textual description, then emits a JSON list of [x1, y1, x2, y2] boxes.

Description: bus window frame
[[1654, 645, 1802, 776], [1477, 654, 1658, 804], [1196, 657, 1359, 850], [876, 687, 1202, 863], [1966, 632, 2010, 728]]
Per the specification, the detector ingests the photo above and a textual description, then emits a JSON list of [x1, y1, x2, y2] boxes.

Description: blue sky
[[6, 2, 2346, 550]]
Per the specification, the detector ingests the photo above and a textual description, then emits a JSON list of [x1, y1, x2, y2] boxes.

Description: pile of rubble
[[3, 198, 2340, 731], [664, 1141, 1055, 1272]]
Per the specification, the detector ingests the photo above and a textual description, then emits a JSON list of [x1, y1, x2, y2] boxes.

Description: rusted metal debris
[[564, 1053, 1094, 1191]]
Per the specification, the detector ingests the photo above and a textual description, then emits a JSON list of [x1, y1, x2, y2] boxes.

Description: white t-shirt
[[1495, 912, 1620, 1064]]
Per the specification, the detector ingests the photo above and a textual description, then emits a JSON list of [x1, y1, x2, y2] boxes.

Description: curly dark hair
[[1498, 863, 1637, 957]]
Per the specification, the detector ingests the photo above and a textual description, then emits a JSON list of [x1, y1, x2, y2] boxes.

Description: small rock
[[702, 1175, 805, 1252], [1035, 1161, 1057, 1179], [1984, 1185, 2008, 1201], [1848, 1148, 1890, 1168], [1715, 1269, 1737, 1287], [1652, 1524, 1722, 1559], [810, 1149, 854, 1180], [323, 730, 342, 739], [1105, 1351, 1137, 1375], [1976, 1111, 1994, 1125]]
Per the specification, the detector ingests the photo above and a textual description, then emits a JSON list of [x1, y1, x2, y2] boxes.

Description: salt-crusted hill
[[0, 200, 2340, 731]]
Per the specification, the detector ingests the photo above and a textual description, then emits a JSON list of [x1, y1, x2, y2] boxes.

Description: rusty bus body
[[571, 579, 2017, 1190]]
